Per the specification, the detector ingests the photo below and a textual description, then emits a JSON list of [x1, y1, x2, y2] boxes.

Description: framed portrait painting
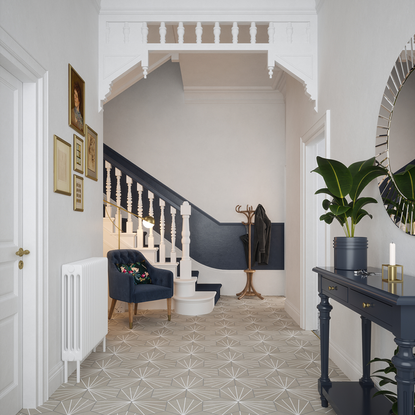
[[54, 135, 71, 195], [85, 125, 98, 181], [73, 134, 84, 174], [68, 64, 85, 136], [73, 174, 84, 212]]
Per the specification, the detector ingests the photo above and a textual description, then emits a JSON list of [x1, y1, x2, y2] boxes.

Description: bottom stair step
[[195, 282, 222, 304], [174, 292, 216, 316]]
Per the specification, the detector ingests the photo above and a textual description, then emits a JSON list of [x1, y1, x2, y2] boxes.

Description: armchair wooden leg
[[108, 299, 117, 320], [134, 303, 138, 315], [167, 298, 172, 321], [128, 303, 134, 329]]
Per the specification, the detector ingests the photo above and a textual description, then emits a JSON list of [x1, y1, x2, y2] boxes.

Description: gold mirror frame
[[376, 35, 415, 234]]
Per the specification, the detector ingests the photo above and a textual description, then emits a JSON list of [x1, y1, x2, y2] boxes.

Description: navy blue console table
[[313, 266, 415, 415]]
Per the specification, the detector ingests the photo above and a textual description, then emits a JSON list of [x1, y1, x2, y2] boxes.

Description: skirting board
[[193, 260, 285, 297], [329, 337, 361, 382], [284, 298, 300, 326], [48, 361, 66, 399]]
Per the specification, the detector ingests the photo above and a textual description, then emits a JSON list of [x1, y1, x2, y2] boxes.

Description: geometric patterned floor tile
[[18, 296, 340, 415]]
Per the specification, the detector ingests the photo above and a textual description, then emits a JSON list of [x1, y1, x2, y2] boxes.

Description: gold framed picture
[[73, 174, 84, 211], [85, 125, 98, 181], [68, 64, 85, 136], [54, 135, 71, 195], [73, 134, 84, 174]]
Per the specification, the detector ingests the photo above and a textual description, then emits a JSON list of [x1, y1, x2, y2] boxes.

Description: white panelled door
[[0, 65, 24, 413]]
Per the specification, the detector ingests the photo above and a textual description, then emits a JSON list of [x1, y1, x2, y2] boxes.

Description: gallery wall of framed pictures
[[53, 64, 99, 212]]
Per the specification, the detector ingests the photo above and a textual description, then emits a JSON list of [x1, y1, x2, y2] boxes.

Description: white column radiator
[[62, 257, 108, 383]]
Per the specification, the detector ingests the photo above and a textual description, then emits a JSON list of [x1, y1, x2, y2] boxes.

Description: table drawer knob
[[328, 286, 337, 291], [363, 302, 373, 308]]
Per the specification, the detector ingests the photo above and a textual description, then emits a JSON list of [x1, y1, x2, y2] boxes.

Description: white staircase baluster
[[180, 201, 192, 279], [141, 22, 148, 44], [159, 199, 166, 262], [170, 206, 177, 263], [250, 22, 257, 44], [115, 168, 122, 231], [136, 183, 144, 249], [159, 22, 166, 44], [126, 176, 133, 233], [148, 191, 155, 249], [214, 22, 221, 44], [195, 22, 203, 44], [177, 22, 184, 44], [268, 22, 275, 44], [105, 161, 112, 218], [232, 22, 239, 44]]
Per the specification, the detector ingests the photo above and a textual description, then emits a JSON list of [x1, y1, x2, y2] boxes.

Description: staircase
[[103, 161, 221, 316]]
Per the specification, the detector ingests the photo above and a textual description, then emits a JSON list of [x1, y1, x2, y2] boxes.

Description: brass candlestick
[[381, 264, 404, 294]]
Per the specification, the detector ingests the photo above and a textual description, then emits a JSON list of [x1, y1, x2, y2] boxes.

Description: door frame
[[0, 28, 48, 407], [299, 110, 331, 330]]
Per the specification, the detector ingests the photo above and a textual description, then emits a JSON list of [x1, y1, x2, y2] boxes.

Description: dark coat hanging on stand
[[253, 204, 271, 265]]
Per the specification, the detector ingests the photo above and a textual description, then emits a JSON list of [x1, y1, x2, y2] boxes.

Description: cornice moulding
[[183, 86, 285, 104]]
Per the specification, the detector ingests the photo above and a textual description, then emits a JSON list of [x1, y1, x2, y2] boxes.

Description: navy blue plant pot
[[333, 236, 368, 271]]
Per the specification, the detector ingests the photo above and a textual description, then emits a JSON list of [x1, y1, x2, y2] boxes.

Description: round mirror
[[376, 35, 415, 234]]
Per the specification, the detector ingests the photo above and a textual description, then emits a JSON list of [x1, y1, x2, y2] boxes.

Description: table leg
[[317, 291, 332, 407], [392, 338, 415, 415], [359, 316, 374, 386]]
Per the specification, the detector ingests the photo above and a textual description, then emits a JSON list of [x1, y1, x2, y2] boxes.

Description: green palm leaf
[[313, 157, 352, 199], [394, 165, 415, 202], [349, 166, 386, 201]]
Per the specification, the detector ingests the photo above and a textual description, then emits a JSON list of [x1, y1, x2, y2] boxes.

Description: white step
[[174, 277, 197, 297], [173, 291, 216, 316]]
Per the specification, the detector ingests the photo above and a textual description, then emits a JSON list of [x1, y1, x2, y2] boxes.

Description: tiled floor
[[20, 296, 344, 415]]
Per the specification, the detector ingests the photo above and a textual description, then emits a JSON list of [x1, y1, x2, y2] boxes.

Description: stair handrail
[[104, 199, 154, 249]]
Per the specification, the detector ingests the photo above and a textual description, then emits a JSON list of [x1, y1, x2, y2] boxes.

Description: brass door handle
[[363, 302, 373, 308], [328, 286, 337, 291], [16, 248, 30, 257]]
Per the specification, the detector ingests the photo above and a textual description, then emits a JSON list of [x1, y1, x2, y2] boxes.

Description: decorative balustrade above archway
[[99, 15, 318, 110]]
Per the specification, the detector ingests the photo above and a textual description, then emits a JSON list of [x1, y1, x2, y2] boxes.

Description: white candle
[[389, 243, 396, 266]]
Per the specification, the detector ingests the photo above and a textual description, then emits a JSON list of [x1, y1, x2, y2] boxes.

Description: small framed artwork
[[73, 134, 84, 174], [68, 64, 85, 136], [54, 135, 71, 195], [85, 125, 98, 181], [73, 174, 84, 211]]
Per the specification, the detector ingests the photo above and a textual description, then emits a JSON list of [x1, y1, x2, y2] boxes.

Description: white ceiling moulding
[[99, 6, 318, 111], [183, 86, 285, 104], [99, 0, 317, 17]]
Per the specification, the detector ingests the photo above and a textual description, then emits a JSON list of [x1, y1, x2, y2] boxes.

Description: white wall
[[0, 0, 103, 398], [285, 0, 415, 382], [104, 59, 286, 224]]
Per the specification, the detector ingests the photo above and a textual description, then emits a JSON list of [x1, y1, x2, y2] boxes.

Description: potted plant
[[312, 156, 386, 270], [370, 348, 415, 415]]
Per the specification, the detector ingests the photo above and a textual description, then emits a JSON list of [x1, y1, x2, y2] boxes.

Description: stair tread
[[174, 292, 216, 301]]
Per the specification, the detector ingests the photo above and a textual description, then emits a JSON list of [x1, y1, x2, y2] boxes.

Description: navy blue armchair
[[107, 249, 174, 329]]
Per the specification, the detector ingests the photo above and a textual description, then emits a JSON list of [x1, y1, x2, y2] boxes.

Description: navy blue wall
[[104, 144, 284, 270]]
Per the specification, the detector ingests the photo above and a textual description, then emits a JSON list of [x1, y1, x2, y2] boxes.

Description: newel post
[[148, 191, 155, 249], [159, 199, 166, 262], [126, 175, 133, 233], [105, 161, 112, 218], [136, 183, 144, 248], [115, 168, 122, 229], [170, 206, 177, 263], [180, 201, 192, 279]]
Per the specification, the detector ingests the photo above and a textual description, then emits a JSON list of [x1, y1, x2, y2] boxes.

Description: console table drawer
[[321, 278, 348, 302], [350, 290, 393, 325]]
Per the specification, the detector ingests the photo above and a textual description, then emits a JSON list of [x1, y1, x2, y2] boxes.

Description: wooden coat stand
[[235, 205, 264, 300]]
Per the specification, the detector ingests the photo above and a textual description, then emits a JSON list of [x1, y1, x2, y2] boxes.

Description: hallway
[[20, 297, 342, 414]]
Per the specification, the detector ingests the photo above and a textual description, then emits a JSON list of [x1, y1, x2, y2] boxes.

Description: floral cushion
[[116, 260, 151, 285]]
